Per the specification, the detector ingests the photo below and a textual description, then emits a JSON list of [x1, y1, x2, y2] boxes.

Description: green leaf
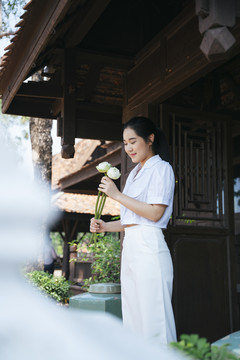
[[25, 271, 72, 304]]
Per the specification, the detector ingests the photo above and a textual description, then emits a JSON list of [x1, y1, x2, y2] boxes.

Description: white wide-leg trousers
[[121, 225, 176, 346]]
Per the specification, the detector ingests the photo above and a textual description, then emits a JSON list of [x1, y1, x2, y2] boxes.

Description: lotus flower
[[96, 162, 111, 173], [107, 167, 121, 180], [91, 162, 121, 244]]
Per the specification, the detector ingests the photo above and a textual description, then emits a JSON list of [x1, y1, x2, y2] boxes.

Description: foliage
[[170, 334, 239, 360], [26, 271, 72, 304], [75, 232, 121, 289], [50, 232, 64, 257], [68, 232, 90, 247], [2, 0, 27, 32], [0, 99, 29, 161]]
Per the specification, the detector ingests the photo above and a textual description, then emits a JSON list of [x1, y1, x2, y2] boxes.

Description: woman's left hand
[[98, 176, 120, 200]]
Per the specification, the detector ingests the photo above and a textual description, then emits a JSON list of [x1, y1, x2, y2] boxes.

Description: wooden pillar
[[61, 48, 77, 158], [61, 219, 80, 280], [62, 237, 70, 280], [224, 119, 239, 332], [61, 220, 70, 279]]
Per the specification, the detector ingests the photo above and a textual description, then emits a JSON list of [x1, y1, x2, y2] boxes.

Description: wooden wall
[[121, 2, 240, 342]]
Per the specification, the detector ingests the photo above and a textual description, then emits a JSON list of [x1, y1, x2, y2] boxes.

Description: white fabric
[[43, 243, 57, 265], [121, 225, 177, 346], [120, 155, 175, 229]]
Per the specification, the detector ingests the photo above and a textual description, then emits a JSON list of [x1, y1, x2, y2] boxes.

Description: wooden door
[[160, 105, 238, 342]]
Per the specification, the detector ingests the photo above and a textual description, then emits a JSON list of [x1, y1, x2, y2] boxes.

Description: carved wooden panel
[[163, 106, 229, 228], [161, 105, 237, 342]]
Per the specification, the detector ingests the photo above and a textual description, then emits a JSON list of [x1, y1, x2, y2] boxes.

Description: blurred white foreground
[[0, 138, 184, 360]]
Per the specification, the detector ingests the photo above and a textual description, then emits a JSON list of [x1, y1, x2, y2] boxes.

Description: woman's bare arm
[[115, 192, 166, 222]]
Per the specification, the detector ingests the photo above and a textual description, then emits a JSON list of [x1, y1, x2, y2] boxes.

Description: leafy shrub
[[170, 334, 238, 360], [26, 271, 72, 304], [78, 232, 121, 289]]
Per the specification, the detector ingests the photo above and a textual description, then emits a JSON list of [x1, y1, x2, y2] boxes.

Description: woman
[[90, 116, 176, 345], [43, 237, 58, 275]]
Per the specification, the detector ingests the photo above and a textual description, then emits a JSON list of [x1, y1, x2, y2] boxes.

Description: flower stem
[[91, 192, 106, 244], [96, 192, 105, 219], [98, 193, 107, 218], [91, 172, 108, 245], [95, 191, 101, 218], [91, 232, 97, 245]]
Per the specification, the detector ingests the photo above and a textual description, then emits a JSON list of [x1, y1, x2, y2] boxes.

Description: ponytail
[[153, 128, 171, 164], [123, 116, 171, 164]]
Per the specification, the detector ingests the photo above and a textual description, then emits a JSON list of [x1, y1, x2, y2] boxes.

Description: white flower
[[107, 167, 121, 180], [96, 162, 111, 173]]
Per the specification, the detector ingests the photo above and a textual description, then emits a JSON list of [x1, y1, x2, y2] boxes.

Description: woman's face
[[123, 127, 154, 166]]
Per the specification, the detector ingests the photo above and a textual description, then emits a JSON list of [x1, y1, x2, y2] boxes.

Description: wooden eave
[[0, 0, 188, 119], [6, 49, 133, 118], [0, 0, 114, 114], [58, 145, 121, 193], [0, 0, 71, 113], [50, 211, 117, 233], [52, 139, 102, 190]]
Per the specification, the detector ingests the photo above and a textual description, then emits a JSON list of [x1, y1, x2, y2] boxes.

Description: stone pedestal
[[69, 283, 122, 319]]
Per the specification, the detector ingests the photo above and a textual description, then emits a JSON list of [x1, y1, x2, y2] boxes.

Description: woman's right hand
[[90, 218, 106, 233]]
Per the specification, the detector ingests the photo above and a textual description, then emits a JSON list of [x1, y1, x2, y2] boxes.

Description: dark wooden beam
[[52, 99, 62, 117], [59, 146, 121, 190], [126, 2, 240, 108], [5, 97, 123, 136], [62, 179, 119, 195], [81, 63, 102, 101], [17, 81, 62, 99], [77, 101, 122, 115], [55, 102, 122, 140], [75, 102, 122, 140], [6, 97, 55, 118], [75, 117, 122, 140], [76, 49, 134, 70], [26, 48, 64, 81], [50, 211, 116, 233], [17, 70, 62, 99], [233, 156, 240, 165], [61, 48, 77, 158], [64, 0, 111, 48], [221, 74, 240, 102], [0, 0, 70, 113], [63, 183, 99, 195]]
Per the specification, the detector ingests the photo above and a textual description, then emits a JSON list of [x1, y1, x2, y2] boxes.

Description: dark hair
[[123, 116, 171, 163]]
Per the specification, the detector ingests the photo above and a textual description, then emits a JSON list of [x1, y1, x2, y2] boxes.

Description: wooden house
[[0, 0, 240, 342], [51, 138, 121, 279]]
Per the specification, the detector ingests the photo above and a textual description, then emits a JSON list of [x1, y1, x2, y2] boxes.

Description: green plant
[[50, 232, 64, 256], [170, 334, 238, 360], [26, 271, 72, 304], [80, 232, 121, 289], [68, 232, 91, 249]]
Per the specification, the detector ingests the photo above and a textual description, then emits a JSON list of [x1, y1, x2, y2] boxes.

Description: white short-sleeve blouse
[[120, 155, 175, 229]]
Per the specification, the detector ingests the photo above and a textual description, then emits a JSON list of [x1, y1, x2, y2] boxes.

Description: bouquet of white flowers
[[91, 162, 121, 243]]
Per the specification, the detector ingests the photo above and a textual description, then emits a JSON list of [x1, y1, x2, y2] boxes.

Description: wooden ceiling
[[2, 0, 240, 157], [0, 0, 187, 122]]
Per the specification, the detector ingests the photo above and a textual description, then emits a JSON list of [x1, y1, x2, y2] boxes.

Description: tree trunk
[[29, 117, 52, 184], [29, 116, 52, 271], [28, 70, 53, 271]]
